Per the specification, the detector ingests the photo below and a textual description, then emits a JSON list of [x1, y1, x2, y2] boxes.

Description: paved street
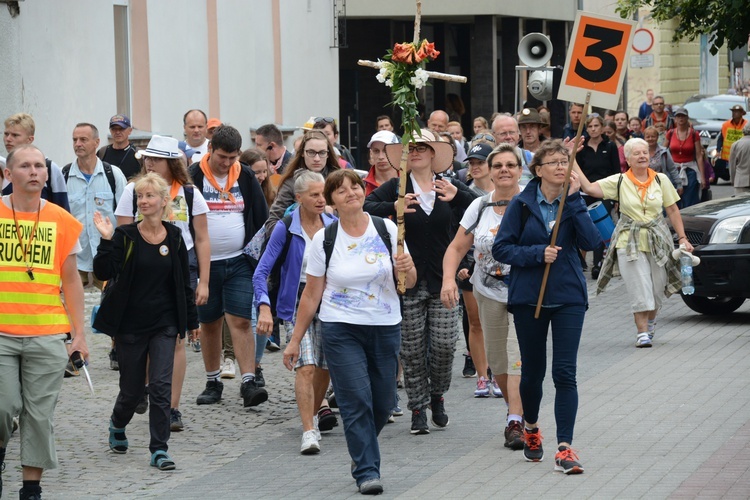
[[3, 236, 750, 499]]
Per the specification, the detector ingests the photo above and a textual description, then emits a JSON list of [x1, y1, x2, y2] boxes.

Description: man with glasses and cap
[[715, 104, 748, 181], [97, 114, 141, 180]]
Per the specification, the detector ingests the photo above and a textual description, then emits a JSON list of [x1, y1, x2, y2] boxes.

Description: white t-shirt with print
[[306, 215, 403, 326], [460, 193, 510, 303], [115, 183, 210, 251], [201, 175, 246, 260]]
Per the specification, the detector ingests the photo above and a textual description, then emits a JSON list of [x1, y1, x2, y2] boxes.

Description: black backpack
[[63, 161, 118, 209]]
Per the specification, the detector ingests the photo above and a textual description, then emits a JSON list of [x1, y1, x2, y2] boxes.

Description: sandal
[[150, 450, 175, 471], [108, 419, 128, 454]]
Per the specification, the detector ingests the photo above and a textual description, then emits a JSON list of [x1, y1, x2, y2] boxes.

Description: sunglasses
[[472, 133, 495, 143], [314, 117, 335, 125]]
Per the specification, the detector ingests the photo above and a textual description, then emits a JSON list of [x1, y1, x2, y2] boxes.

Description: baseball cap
[[367, 130, 399, 148], [672, 106, 688, 117], [466, 143, 494, 161], [207, 118, 222, 129], [109, 114, 131, 128]]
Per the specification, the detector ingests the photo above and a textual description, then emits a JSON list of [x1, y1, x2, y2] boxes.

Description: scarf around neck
[[200, 153, 240, 202]]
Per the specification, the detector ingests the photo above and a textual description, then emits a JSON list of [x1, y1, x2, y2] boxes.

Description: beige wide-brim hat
[[385, 129, 454, 173]]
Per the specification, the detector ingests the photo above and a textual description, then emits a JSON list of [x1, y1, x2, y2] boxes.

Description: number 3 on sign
[[558, 12, 636, 110]]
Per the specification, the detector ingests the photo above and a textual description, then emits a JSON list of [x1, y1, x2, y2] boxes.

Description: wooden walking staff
[[533, 92, 591, 318], [357, 0, 467, 294]]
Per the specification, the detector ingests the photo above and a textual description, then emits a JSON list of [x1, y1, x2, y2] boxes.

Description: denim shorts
[[198, 255, 254, 323]]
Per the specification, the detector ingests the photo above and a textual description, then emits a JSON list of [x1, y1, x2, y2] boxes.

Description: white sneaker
[[300, 430, 320, 455], [490, 376, 503, 398], [220, 358, 236, 379], [635, 332, 652, 348]]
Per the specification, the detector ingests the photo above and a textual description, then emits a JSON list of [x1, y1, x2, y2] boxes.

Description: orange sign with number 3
[[558, 11, 636, 109]]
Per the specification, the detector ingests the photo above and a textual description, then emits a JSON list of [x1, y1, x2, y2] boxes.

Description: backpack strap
[[63, 161, 117, 208], [324, 216, 397, 287], [464, 194, 509, 235], [323, 221, 339, 270]]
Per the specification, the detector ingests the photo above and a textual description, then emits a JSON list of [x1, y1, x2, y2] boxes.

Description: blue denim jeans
[[679, 168, 700, 209], [322, 322, 400, 486], [512, 304, 585, 445]]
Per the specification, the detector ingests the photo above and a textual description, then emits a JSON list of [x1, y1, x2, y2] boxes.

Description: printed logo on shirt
[[0, 219, 57, 269], [201, 182, 244, 213]]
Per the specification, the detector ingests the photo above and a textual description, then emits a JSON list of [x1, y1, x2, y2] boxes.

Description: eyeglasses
[[494, 131, 517, 138], [314, 117, 335, 124], [408, 145, 431, 154], [539, 159, 569, 168], [491, 162, 519, 169], [652, 102, 665, 106], [304, 149, 329, 158], [472, 133, 495, 143]]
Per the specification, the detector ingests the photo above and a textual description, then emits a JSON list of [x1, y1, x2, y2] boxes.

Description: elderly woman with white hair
[[573, 137, 694, 348]]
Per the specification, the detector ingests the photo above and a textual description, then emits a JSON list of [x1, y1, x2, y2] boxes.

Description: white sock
[[241, 372, 255, 384], [647, 319, 656, 333], [508, 414, 523, 425], [206, 369, 220, 382]]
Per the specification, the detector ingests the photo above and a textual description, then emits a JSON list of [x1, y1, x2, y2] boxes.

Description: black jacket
[[93, 222, 198, 337], [364, 176, 477, 295], [188, 162, 269, 247]]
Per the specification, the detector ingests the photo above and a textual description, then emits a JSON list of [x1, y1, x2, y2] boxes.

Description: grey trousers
[[400, 281, 459, 411]]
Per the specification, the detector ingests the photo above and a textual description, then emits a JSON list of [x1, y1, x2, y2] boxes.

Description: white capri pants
[[616, 248, 668, 313]]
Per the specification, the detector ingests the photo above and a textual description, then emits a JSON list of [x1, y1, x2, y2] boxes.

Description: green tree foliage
[[616, 0, 750, 55]]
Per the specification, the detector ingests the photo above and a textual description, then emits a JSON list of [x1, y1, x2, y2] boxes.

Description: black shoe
[[19, 486, 42, 500], [359, 478, 384, 495], [317, 406, 338, 431], [254, 366, 265, 387], [523, 427, 544, 462], [265, 340, 280, 352], [410, 409, 429, 435], [591, 263, 601, 280], [504, 420, 525, 450], [196, 380, 223, 405], [430, 395, 449, 428], [109, 349, 119, 370], [134, 388, 149, 415], [462, 354, 476, 378], [170, 408, 184, 432], [241, 380, 268, 407]]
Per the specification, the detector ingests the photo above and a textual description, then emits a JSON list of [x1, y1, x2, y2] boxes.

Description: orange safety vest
[[0, 200, 83, 336], [720, 119, 748, 160]]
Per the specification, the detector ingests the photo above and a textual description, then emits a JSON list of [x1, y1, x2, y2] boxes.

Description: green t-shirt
[[598, 172, 680, 251]]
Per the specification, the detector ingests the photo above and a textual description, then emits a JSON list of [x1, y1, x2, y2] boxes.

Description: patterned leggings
[[400, 281, 460, 411]]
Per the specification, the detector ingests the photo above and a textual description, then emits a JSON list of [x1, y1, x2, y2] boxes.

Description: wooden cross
[[357, 0, 467, 293]]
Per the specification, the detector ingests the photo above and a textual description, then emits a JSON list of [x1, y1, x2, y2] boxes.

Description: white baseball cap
[[367, 130, 399, 148]]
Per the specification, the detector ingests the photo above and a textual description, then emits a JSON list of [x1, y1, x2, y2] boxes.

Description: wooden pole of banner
[[534, 92, 591, 319], [356, 0, 466, 293]]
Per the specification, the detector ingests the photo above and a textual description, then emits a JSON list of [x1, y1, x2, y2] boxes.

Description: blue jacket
[[253, 208, 337, 321], [492, 178, 602, 308]]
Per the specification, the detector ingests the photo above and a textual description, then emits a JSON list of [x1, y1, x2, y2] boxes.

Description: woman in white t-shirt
[[441, 143, 525, 450], [115, 135, 210, 433], [283, 170, 416, 495]]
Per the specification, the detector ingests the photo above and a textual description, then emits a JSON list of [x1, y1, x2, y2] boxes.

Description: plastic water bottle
[[680, 253, 695, 295]]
